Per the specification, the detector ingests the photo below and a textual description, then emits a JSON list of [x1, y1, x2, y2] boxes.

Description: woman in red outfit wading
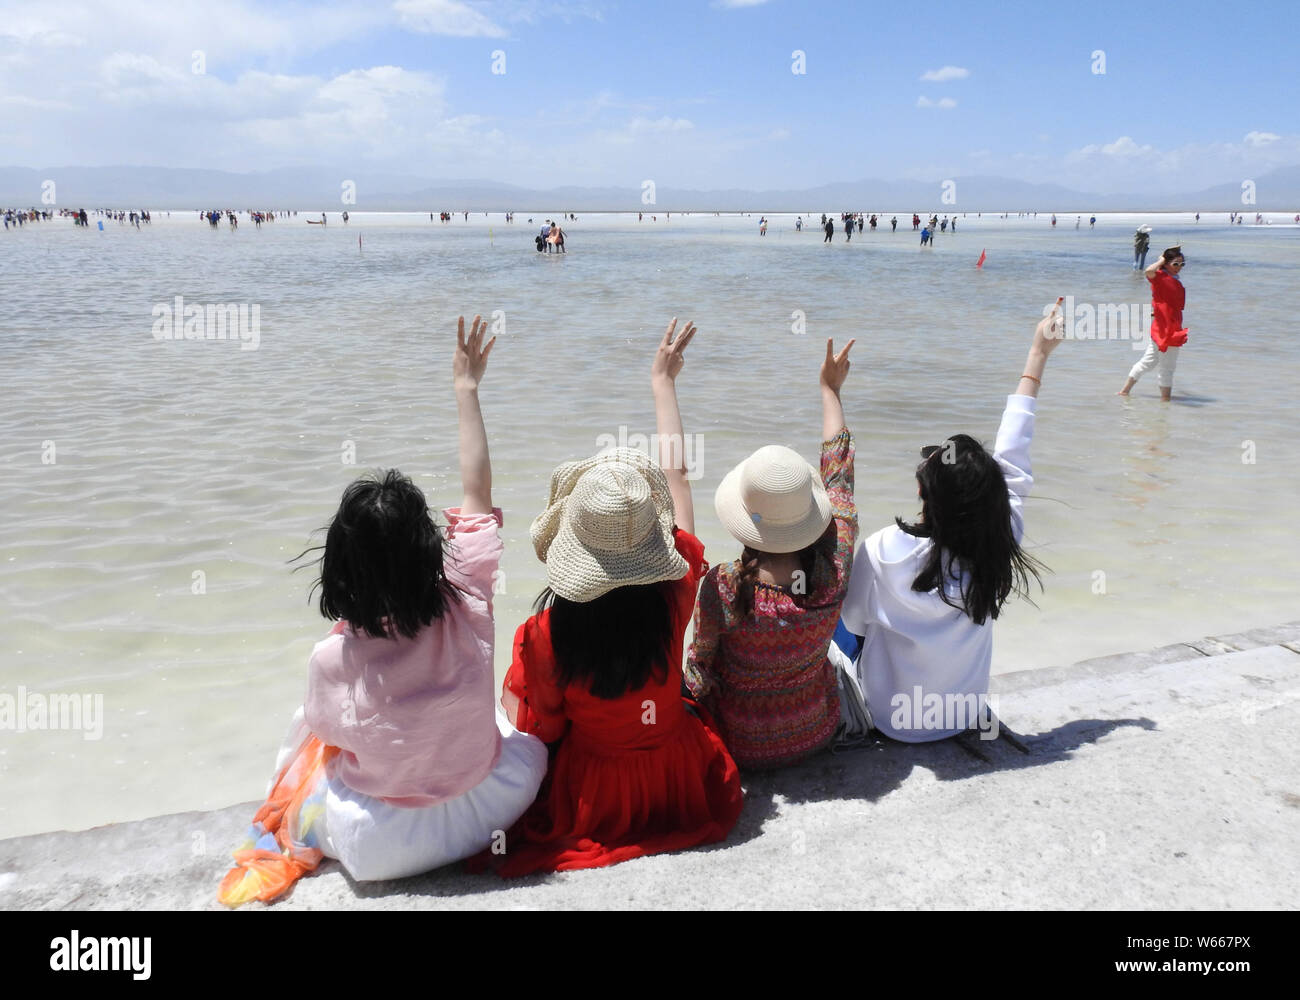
[[1118, 245, 1189, 401], [479, 319, 743, 877]]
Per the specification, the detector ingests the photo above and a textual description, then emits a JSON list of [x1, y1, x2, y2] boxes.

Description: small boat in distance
[[307, 213, 327, 225]]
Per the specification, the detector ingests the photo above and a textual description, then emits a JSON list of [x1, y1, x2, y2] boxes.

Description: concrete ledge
[[4, 627, 1299, 910]]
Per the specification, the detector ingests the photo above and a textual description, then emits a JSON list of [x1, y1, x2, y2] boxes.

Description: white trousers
[[1128, 340, 1180, 388], [273, 707, 547, 882]]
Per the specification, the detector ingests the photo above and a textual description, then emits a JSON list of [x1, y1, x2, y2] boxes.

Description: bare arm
[[650, 318, 698, 535], [819, 337, 855, 438], [454, 315, 497, 514], [1143, 250, 1167, 281], [1016, 300, 1065, 399]]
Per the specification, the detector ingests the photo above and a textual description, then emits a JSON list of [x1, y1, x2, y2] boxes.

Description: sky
[[2, 0, 1297, 195]]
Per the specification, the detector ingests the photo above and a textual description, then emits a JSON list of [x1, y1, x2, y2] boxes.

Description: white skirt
[[272, 707, 547, 883]]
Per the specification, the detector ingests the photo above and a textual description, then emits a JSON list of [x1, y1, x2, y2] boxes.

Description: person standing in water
[[1133, 228, 1151, 270], [1117, 246, 1188, 401], [824, 217, 835, 243]]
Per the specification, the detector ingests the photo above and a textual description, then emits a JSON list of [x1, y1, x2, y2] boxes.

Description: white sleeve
[[992, 394, 1037, 543], [839, 538, 878, 636]]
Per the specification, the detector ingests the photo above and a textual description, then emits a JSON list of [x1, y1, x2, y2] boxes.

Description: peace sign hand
[[651, 317, 698, 384], [820, 337, 856, 394]]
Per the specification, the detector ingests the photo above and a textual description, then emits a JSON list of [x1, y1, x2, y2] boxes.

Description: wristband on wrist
[[1020, 373, 1041, 385]]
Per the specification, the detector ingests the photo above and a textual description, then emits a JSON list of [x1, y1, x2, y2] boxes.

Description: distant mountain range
[[3, 164, 1298, 212]]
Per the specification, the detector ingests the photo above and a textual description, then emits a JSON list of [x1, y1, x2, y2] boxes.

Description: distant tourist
[[1133, 226, 1151, 270]]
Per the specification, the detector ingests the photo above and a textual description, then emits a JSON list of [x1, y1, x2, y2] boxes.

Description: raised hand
[[454, 314, 497, 390], [820, 337, 856, 394], [651, 317, 697, 384], [1032, 298, 1066, 357], [453, 314, 494, 514]]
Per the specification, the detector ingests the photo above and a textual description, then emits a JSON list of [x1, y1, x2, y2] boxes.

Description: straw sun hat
[[530, 447, 687, 603], [714, 445, 832, 554]]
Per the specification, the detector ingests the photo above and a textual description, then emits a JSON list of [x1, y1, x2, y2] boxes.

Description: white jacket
[[839, 394, 1036, 741]]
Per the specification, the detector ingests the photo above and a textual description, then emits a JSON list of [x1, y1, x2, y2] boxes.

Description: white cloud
[[767, 127, 790, 140], [920, 65, 968, 83], [100, 51, 186, 90], [233, 66, 448, 159], [1244, 130, 1279, 147], [1072, 136, 1154, 158], [395, 0, 507, 37], [916, 96, 956, 109], [715, 0, 772, 7], [1051, 132, 1300, 193]]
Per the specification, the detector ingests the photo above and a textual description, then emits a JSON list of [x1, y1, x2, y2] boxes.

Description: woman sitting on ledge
[[218, 317, 546, 906], [832, 304, 1066, 741], [475, 319, 743, 877], [685, 337, 858, 770]]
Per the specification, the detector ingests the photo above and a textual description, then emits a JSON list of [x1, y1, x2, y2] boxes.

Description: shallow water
[[2, 209, 1298, 838]]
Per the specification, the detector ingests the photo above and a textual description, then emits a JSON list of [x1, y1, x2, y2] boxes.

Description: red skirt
[[472, 701, 743, 877]]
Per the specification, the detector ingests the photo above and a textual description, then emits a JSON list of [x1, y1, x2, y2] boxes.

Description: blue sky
[[2, 0, 1296, 193]]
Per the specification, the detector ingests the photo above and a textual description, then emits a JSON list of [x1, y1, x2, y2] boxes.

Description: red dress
[[1149, 269, 1188, 351], [482, 529, 743, 876]]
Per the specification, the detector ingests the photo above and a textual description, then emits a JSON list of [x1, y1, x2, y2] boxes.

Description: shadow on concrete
[[275, 716, 1154, 906], [744, 716, 1157, 808]]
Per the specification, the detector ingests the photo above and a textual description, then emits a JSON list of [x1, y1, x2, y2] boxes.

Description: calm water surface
[[2, 210, 1298, 837]]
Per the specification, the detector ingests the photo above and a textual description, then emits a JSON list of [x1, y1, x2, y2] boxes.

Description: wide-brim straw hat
[[714, 445, 832, 554], [530, 447, 687, 603]]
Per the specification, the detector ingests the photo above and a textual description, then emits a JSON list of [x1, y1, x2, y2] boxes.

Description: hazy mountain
[[2, 164, 1297, 212]]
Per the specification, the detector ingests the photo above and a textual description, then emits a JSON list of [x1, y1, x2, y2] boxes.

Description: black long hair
[[735, 523, 837, 616], [534, 582, 676, 699], [896, 434, 1044, 625], [306, 469, 461, 639]]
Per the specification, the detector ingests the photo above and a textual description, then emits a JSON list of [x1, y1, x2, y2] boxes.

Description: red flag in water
[[976, 248, 987, 269]]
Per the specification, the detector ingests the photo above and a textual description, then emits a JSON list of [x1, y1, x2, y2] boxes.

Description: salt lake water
[[2, 209, 1298, 838]]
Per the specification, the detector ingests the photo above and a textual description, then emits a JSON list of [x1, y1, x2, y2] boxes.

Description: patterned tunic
[[685, 430, 856, 769]]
